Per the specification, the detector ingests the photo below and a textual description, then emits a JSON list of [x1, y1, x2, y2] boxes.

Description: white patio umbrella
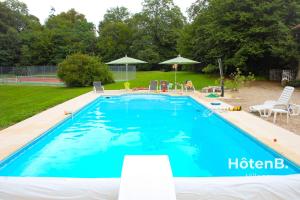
[[106, 55, 147, 81], [159, 55, 199, 91]]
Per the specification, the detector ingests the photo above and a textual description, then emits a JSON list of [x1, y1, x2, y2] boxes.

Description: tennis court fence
[[0, 65, 136, 86], [0, 66, 63, 86]]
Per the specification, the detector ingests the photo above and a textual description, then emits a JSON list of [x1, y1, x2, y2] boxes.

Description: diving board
[[118, 155, 176, 200]]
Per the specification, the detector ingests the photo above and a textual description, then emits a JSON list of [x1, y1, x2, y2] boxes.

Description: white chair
[[249, 86, 295, 117], [289, 104, 300, 116]]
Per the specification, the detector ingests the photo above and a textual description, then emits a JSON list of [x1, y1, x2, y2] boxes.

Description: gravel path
[[221, 81, 300, 135]]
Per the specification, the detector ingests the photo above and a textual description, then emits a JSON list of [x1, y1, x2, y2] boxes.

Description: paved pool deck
[[0, 90, 300, 166]]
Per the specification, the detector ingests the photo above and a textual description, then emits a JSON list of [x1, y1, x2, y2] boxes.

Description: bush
[[216, 68, 255, 91], [288, 80, 300, 88], [58, 53, 114, 87]]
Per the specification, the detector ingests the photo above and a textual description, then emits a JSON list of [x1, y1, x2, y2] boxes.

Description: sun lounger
[[184, 80, 195, 92], [93, 81, 104, 93], [149, 80, 158, 92], [160, 80, 169, 92], [249, 86, 294, 117]]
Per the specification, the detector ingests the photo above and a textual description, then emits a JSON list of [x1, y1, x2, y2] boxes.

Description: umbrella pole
[[175, 66, 177, 92], [126, 64, 128, 81]]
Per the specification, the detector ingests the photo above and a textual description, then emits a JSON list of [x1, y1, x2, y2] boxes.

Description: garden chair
[[93, 81, 104, 93], [184, 80, 195, 92], [160, 80, 169, 92], [148, 80, 158, 92]]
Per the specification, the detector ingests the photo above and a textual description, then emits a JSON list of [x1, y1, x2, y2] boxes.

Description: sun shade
[[159, 55, 199, 65], [106, 55, 147, 65]]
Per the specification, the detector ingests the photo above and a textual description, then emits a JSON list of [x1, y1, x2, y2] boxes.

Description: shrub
[[215, 68, 255, 91], [58, 53, 114, 87], [288, 80, 300, 88]]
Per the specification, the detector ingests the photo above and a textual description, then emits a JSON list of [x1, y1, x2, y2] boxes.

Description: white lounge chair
[[93, 81, 104, 93], [249, 86, 294, 117]]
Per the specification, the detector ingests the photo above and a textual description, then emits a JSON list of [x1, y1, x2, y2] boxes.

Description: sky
[[20, 0, 195, 26]]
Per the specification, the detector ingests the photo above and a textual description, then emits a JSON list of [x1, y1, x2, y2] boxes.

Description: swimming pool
[[0, 94, 299, 177]]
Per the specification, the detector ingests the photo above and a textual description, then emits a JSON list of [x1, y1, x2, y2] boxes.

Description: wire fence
[[0, 65, 136, 86], [0, 66, 63, 86], [108, 65, 136, 82]]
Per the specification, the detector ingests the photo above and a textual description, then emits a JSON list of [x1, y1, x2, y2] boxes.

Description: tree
[[292, 24, 300, 80], [141, 0, 185, 60], [97, 7, 133, 62], [0, 0, 35, 66], [127, 0, 186, 70], [99, 6, 130, 31], [97, 22, 133, 62], [44, 9, 97, 64], [179, 0, 300, 75], [187, 0, 208, 21]]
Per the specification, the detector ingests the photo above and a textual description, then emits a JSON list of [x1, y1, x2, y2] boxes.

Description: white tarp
[[0, 175, 300, 200], [175, 175, 300, 200], [0, 177, 119, 200]]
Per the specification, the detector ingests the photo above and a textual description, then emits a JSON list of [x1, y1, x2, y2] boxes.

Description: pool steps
[[118, 155, 176, 200]]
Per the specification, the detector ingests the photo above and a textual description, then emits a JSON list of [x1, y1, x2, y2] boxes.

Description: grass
[[0, 71, 217, 129], [105, 71, 217, 90], [0, 86, 91, 129]]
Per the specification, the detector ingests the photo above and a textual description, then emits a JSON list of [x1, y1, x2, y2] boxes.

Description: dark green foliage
[[97, 0, 185, 69], [57, 53, 114, 87], [178, 0, 300, 75], [288, 80, 300, 87], [0, 1, 97, 67], [44, 9, 97, 65], [97, 22, 133, 62], [0, 0, 31, 66]]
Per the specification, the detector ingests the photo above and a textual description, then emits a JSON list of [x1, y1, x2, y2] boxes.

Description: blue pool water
[[0, 94, 299, 177]]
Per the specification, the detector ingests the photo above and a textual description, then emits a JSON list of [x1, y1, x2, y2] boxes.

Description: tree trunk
[[297, 59, 300, 80]]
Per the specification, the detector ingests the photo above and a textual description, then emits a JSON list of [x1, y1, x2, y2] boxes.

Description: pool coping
[[0, 90, 300, 167]]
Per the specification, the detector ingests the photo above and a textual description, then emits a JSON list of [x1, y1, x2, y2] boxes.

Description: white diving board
[[118, 155, 176, 200]]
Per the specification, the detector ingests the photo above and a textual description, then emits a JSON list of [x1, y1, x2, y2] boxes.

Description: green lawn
[[106, 71, 217, 90], [0, 86, 91, 129], [0, 71, 217, 129]]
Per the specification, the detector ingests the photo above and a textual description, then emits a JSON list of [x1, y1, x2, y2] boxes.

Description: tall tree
[[99, 6, 130, 31], [44, 9, 97, 64], [0, 0, 36, 66], [179, 0, 300, 75], [187, 0, 208, 21], [97, 22, 133, 62], [96, 7, 133, 62], [141, 0, 185, 60], [129, 0, 186, 70]]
